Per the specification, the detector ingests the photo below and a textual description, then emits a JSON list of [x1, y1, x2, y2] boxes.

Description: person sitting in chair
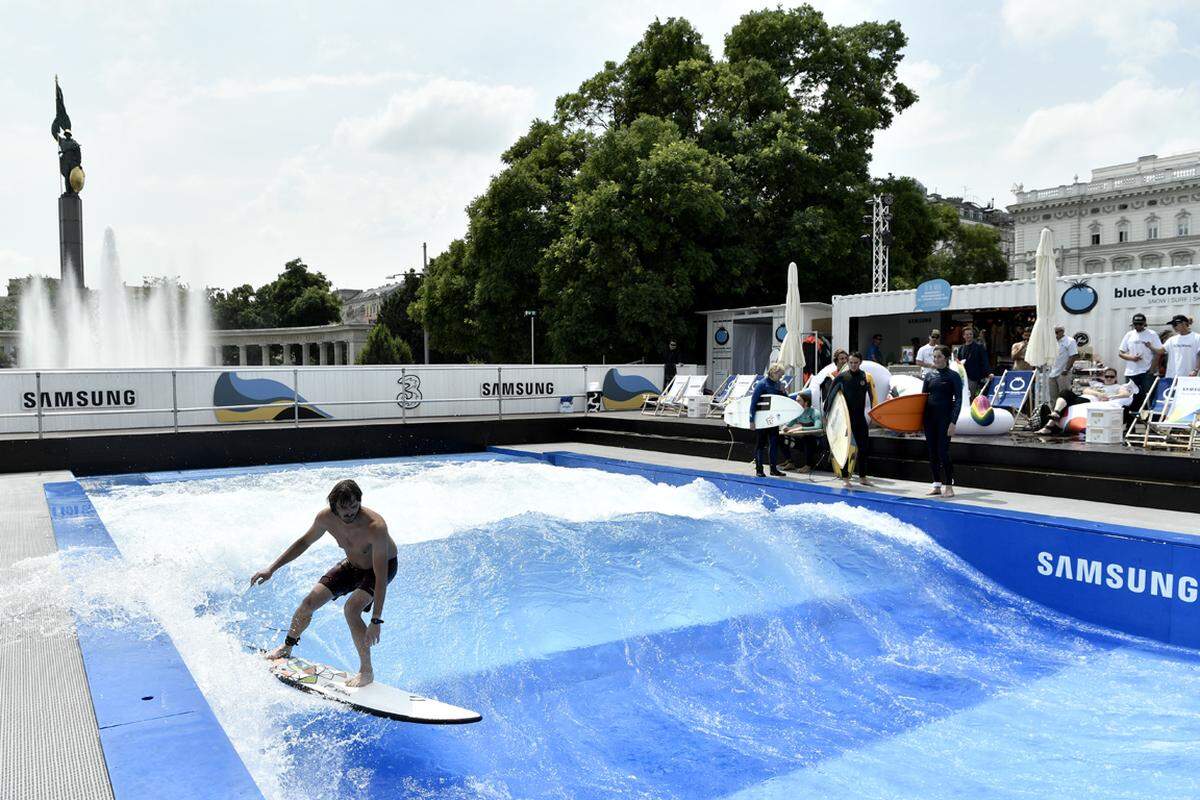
[[1036, 368, 1134, 434]]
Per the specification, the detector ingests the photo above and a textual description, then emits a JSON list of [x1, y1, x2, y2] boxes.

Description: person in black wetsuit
[[829, 352, 877, 488], [921, 345, 963, 498], [749, 364, 788, 477]]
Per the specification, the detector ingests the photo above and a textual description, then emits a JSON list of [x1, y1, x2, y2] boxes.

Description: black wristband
[[370, 618, 384, 625]]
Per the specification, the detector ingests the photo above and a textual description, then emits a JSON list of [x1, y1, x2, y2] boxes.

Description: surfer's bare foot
[[942, 487, 956, 498], [264, 644, 292, 660], [346, 670, 373, 688], [842, 479, 853, 489]]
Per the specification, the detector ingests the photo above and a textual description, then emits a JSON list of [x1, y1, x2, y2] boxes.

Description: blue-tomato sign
[[914, 279, 953, 312]]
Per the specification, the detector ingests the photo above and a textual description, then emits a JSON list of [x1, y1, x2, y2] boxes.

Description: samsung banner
[[0, 364, 664, 435]]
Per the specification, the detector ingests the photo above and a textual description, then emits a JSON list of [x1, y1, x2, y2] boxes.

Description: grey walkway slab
[[0, 471, 113, 800], [505, 442, 1200, 537]]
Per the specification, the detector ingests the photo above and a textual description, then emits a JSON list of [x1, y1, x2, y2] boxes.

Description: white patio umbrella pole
[[1024, 227, 1060, 413], [778, 261, 806, 383]]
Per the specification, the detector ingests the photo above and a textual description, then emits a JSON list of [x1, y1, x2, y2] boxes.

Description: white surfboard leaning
[[825, 389, 857, 478], [723, 393, 806, 429], [269, 655, 482, 724]]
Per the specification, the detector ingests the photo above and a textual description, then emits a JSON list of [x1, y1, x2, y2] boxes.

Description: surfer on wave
[[251, 479, 398, 688]]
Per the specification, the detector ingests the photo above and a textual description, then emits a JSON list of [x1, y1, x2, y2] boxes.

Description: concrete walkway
[[0, 471, 112, 800], [505, 442, 1200, 537]]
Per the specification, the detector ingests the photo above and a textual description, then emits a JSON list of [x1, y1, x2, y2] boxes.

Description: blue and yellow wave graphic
[[213, 372, 332, 423], [601, 369, 660, 411]]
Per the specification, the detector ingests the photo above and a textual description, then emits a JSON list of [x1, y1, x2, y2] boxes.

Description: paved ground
[[0, 471, 113, 800], [504, 442, 1200, 536]]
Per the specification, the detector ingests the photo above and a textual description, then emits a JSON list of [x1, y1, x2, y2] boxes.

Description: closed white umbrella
[[778, 261, 806, 377], [1025, 227, 1058, 367]]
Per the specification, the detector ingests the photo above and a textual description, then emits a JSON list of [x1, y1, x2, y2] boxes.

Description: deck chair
[[707, 374, 757, 417], [1130, 377, 1199, 451], [989, 369, 1036, 428], [661, 374, 708, 416], [640, 374, 685, 415], [705, 374, 736, 410], [1124, 376, 1172, 445]]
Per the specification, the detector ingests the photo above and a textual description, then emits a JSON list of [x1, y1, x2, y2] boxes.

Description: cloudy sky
[[3, 0, 1199, 294]]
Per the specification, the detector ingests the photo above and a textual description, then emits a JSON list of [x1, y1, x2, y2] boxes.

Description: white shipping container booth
[[700, 302, 833, 390], [832, 263, 1200, 371]]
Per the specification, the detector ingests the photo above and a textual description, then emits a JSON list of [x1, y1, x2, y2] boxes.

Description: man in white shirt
[[1048, 325, 1078, 401], [915, 329, 940, 377], [1163, 314, 1200, 378], [1117, 312, 1163, 402]]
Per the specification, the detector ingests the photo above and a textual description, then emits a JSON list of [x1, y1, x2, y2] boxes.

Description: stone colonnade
[[210, 340, 353, 366]]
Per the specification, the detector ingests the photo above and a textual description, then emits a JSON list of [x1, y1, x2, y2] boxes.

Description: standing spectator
[[915, 330, 941, 377], [749, 364, 788, 478], [663, 340, 681, 387], [921, 345, 962, 498], [1048, 325, 1079, 401], [1163, 315, 1200, 378], [864, 334, 884, 364], [956, 327, 992, 398], [1011, 327, 1031, 371], [1117, 313, 1164, 402], [830, 352, 878, 488]]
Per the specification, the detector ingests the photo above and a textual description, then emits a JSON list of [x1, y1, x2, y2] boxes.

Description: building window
[[1140, 253, 1162, 269], [1171, 251, 1194, 267], [1147, 217, 1159, 239], [1177, 213, 1191, 237], [1112, 256, 1133, 271], [1090, 232, 1101, 245], [1042, 213, 1051, 220], [1116, 219, 1130, 243], [1083, 259, 1105, 274]]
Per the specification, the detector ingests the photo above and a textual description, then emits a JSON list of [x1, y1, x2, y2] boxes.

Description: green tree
[[256, 258, 341, 327], [926, 205, 1009, 285], [416, 5, 915, 362], [356, 323, 413, 364], [376, 270, 426, 360], [208, 284, 267, 329], [207, 258, 342, 329]]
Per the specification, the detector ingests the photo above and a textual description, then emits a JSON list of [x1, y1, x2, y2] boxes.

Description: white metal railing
[[3, 363, 664, 440], [1015, 163, 1200, 204]]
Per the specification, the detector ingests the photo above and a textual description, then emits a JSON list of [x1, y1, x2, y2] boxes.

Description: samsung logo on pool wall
[[1037, 551, 1200, 602], [480, 382, 555, 398], [22, 389, 137, 409]]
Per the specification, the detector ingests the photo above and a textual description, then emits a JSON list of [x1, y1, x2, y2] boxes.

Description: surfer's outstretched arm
[[251, 514, 327, 586]]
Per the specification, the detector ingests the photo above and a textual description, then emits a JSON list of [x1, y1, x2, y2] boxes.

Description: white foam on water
[[73, 458, 768, 799]]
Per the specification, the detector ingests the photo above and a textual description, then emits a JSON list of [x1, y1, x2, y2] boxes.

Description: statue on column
[[51, 76, 85, 194]]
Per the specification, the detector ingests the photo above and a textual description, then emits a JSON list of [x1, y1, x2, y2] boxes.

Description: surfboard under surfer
[[250, 479, 398, 688]]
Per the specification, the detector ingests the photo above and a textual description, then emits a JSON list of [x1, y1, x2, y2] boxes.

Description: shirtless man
[[250, 479, 397, 688]]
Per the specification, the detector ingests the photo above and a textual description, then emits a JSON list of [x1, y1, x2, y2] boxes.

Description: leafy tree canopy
[[356, 322, 413, 365], [208, 258, 341, 329], [414, 5, 918, 362]]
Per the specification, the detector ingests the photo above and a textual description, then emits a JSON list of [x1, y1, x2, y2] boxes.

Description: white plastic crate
[[1086, 405, 1123, 431], [1086, 425, 1125, 445]]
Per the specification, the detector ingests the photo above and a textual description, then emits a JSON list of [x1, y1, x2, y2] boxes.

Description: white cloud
[[334, 78, 537, 155], [1005, 78, 1200, 174], [1001, 0, 1182, 67], [197, 71, 419, 101]]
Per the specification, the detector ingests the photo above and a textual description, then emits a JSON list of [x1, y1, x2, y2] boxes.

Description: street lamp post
[[524, 310, 537, 364]]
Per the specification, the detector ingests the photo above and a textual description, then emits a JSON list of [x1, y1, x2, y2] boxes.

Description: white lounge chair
[[640, 375, 686, 415], [707, 374, 757, 417], [661, 374, 708, 416], [1131, 376, 1199, 452]]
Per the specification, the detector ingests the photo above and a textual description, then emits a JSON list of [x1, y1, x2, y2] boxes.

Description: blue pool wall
[[49, 447, 1200, 799], [490, 448, 1200, 650], [44, 480, 264, 800]]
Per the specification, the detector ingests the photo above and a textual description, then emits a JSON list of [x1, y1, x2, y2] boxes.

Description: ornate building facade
[[1008, 151, 1200, 279]]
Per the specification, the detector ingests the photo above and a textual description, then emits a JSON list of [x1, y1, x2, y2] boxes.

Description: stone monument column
[[52, 77, 85, 287]]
